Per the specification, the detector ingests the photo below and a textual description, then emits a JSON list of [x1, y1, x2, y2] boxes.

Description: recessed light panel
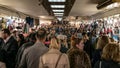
[[48, 0, 66, 2], [53, 10, 64, 12], [54, 13, 64, 14], [57, 17, 62, 21], [55, 14, 63, 16], [51, 5, 65, 8]]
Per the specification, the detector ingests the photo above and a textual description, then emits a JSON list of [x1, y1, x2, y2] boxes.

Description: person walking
[[68, 36, 91, 68], [18, 28, 49, 68], [0, 29, 18, 68], [39, 36, 70, 68]]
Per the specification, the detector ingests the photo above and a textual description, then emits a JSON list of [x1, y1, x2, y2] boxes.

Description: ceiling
[[69, 0, 102, 16], [0, 0, 107, 20], [42, 0, 75, 20], [0, 0, 49, 17]]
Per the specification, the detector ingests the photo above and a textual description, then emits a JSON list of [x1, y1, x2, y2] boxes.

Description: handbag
[[41, 54, 63, 68]]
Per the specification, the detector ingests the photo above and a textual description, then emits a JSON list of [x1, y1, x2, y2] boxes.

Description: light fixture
[[53, 10, 64, 12], [55, 14, 63, 16], [54, 13, 64, 14], [51, 5, 65, 8], [106, 2, 120, 9], [57, 17, 62, 21], [48, 0, 66, 2]]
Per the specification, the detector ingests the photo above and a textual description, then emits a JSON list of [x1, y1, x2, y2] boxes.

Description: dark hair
[[82, 32, 87, 36], [18, 34, 25, 46], [29, 33, 36, 41], [2, 29, 11, 35], [36, 28, 47, 40], [18, 34, 24, 41]]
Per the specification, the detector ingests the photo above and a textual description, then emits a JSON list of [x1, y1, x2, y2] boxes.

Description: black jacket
[[84, 40, 94, 60], [0, 36, 18, 68], [92, 49, 102, 67], [0, 38, 4, 50], [15, 41, 34, 68], [94, 60, 120, 68]]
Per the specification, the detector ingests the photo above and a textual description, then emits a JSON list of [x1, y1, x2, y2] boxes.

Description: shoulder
[[23, 47, 30, 55], [22, 42, 34, 48], [23, 45, 33, 55], [61, 53, 68, 58], [106, 61, 120, 68], [68, 49, 84, 55], [94, 61, 100, 68], [25, 43, 48, 55], [9, 36, 17, 43]]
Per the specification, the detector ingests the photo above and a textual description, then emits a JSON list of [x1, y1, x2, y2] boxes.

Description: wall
[[0, 6, 17, 16], [0, 6, 37, 19], [92, 7, 120, 19]]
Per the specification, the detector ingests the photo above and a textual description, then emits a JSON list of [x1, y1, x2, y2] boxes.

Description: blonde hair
[[49, 37, 60, 49], [96, 36, 110, 49], [102, 43, 120, 62]]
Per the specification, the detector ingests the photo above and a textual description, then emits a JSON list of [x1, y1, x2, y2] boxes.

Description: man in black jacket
[[0, 37, 4, 49], [0, 29, 18, 68]]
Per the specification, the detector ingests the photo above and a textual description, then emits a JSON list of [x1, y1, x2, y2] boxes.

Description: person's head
[[36, 28, 47, 42], [17, 34, 24, 42], [49, 36, 60, 49], [28, 33, 36, 42], [96, 35, 110, 49], [71, 36, 84, 50], [1, 29, 11, 39], [102, 43, 120, 62]]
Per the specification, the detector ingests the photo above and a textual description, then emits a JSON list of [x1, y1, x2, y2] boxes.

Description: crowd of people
[[0, 23, 120, 68]]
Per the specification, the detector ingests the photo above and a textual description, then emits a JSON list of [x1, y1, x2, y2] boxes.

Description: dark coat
[[92, 49, 102, 67], [15, 41, 35, 68], [0, 38, 4, 50], [67, 48, 91, 68], [94, 60, 120, 68], [84, 40, 94, 60], [0, 36, 18, 68]]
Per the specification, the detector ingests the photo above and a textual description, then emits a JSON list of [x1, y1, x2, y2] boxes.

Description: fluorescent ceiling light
[[48, 0, 66, 2], [51, 5, 65, 8], [54, 13, 64, 14], [106, 2, 120, 9], [55, 14, 63, 16], [57, 17, 62, 21], [53, 10, 64, 12]]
